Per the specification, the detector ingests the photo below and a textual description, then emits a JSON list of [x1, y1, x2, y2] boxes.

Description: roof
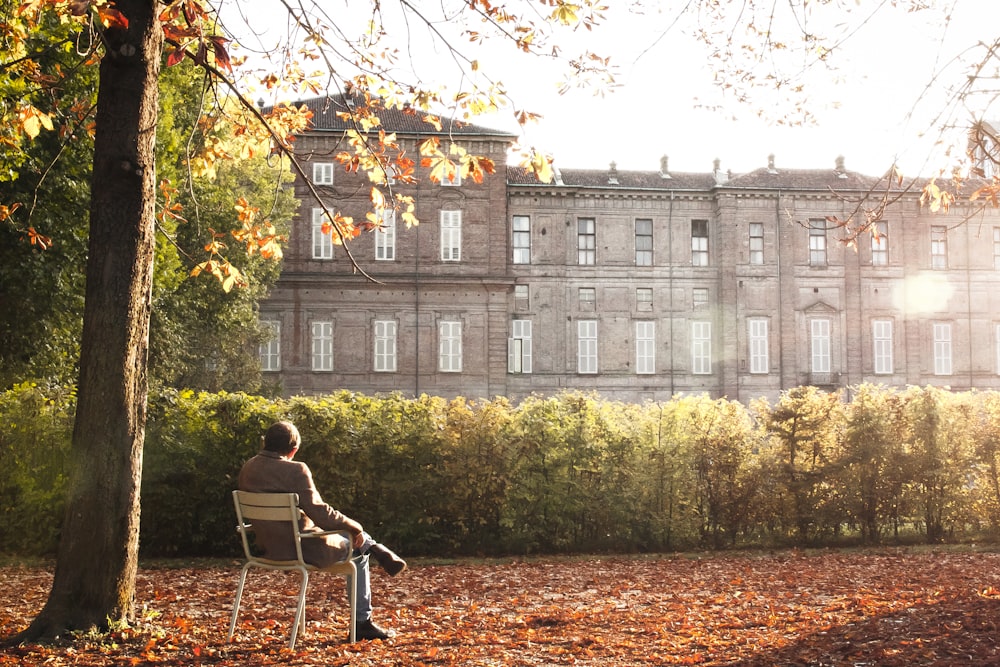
[[292, 94, 517, 139], [507, 163, 921, 193]]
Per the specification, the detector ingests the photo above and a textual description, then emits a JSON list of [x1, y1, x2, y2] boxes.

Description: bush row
[[3, 383, 1000, 558]]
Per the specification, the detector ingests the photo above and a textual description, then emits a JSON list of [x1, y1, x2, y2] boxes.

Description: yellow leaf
[[552, 3, 580, 25], [522, 149, 554, 184]]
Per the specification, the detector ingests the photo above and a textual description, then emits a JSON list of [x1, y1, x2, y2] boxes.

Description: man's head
[[263, 421, 300, 455]]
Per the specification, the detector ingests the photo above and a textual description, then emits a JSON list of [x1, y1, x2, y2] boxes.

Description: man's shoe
[[354, 619, 395, 641], [368, 543, 407, 576]]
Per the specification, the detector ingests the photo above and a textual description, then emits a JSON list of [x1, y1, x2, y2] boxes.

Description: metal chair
[[227, 490, 357, 647]]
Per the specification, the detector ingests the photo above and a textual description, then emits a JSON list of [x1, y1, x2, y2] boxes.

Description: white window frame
[[375, 208, 396, 261], [748, 318, 769, 374], [578, 320, 598, 374], [931, 226, 947, 269], [439, 321, 462, 372], [691, 321, 711, 374], [578, 287, 596, 309], [933, 322, 952, 375], [635, 219, 653, 266], [691, 220, 709, 266], [578, 218, 596, 265], [260, 320, 281, 372], [508, 319, 533, 374], [441, 165, 462, 186], [809, 219, 827, 267], [872, 221, 888, 266], [636, 321, 655, 374], [512, 215, 531, 264], [749, 222, 764, 265], [311, 321, 334, 372], [693, 287, 709, 310], [313, 162, 334, 185], [312, 208, 334, 260], [514, 284, 529, 310], [374, 320, 397, 372], [810, 319, 831, 373], [873, 319, 893, 375], [636, 287, 653, 311], [994, 227, 1000, 270], [440, 210, 462, 262], [996, 323, 1000, 375]]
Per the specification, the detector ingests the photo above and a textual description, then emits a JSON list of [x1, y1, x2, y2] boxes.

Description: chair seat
[[227, 490, 358, 647]]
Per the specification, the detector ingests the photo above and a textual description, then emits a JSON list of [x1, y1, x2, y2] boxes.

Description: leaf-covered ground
[[2, 550, 1000, 666]]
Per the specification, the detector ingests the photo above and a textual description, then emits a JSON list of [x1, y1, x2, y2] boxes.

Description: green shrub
[[4, 384, 1000, 558]]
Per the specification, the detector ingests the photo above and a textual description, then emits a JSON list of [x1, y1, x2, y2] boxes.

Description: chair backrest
[[232, 490, 306, 565]]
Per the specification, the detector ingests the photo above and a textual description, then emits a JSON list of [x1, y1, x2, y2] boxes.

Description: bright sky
[[220, 0, 999, 178]]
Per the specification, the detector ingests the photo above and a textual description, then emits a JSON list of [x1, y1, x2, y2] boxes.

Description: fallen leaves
[[2, 549, 1000, 666]]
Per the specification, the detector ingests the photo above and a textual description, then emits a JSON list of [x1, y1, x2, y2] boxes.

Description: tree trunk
[[9, 0, 161, 641]]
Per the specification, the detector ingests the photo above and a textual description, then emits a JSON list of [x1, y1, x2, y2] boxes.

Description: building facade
[[261, 96, 1000, 403]]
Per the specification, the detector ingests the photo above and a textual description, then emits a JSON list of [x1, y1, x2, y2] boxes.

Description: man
[[238, 420, 407, 641]]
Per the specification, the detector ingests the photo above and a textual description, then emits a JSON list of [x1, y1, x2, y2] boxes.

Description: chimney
[[608, 161, 619, 185], [659, 155, 671, 179], [767, 154, 777, 174], [713, 158, 728, 185], [835, 155, 847, 178]]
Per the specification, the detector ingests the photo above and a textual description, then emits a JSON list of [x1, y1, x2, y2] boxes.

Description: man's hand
[[344, 517, 365, 550]]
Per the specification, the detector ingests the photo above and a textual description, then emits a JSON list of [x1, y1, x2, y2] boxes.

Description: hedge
[[3, 383, 1000, 558]]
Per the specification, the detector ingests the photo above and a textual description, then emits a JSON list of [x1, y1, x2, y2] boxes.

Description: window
[[514, 284, 529, 311], [636, 287, 653, 311], [873, 319, 893, 375], [872, 221, 888, 266], [375, 208, 396, 261], [994, 228, 1000, 270], [259, 320, 281, 372], [441, 164, 461, 186], [931, 226, 947, 269], [578, 218, 596, 265], [933, 322, 952, 375], [635, 219, 653, 266], [810, 319, 831, 373], [439, 321, 462, 372], [579, 287, 596, 310], [749, 222, 764, 265], [313, 162, 333, 185], [512, 215, 531, 264], [578, 320, 598, 374], [691, 321, 711, 374], [508, 319, 533, 373], [996, 323, 1000, 374], [693, 287, 709, 310], [636, 321, 655, 374], [748, 318, 769, 374], [311, 321, 334, 372], [691, 219, 709, 266], [441, 210, 462, 261], [809, 219, 827, 267], [312, 209, 334, 259], [374, 320, 397, 372]]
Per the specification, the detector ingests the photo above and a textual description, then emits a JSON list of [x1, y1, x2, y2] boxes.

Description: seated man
[[238, 420, 407, 641]]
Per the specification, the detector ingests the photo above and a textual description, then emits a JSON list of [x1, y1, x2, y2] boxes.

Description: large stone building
[[261, 95, 1000, 402]]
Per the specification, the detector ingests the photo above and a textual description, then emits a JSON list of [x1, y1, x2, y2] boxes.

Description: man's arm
[[292, 462, 365, 540]]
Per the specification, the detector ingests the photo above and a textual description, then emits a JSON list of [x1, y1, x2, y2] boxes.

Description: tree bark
[[8, 0, 161, 641]]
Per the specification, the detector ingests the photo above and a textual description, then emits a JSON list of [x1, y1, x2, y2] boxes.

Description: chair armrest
[[300, 529, 355, 559]]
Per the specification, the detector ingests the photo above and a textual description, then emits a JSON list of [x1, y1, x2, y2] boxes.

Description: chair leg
[[289, 569, 310, 649], [227, 564, 251, 642], [347, 562, 357, 643]]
